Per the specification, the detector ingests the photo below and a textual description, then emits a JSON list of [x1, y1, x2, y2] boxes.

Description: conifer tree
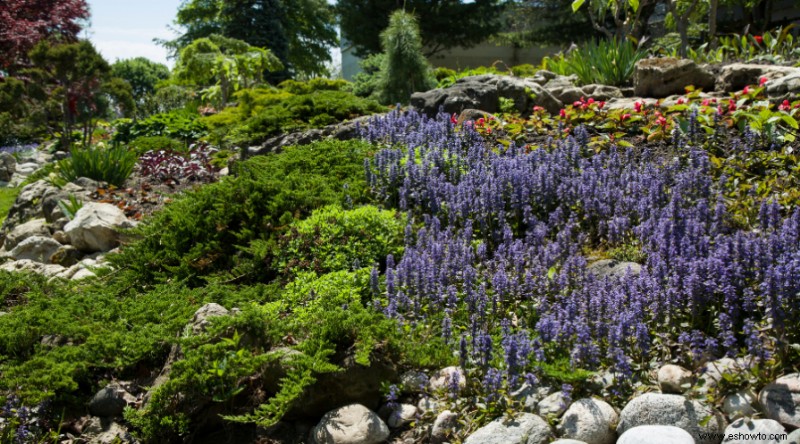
[[377, 10, 435, 105]]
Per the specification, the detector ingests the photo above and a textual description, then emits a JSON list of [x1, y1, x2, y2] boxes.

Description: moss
[[0, 187, 20, 225]]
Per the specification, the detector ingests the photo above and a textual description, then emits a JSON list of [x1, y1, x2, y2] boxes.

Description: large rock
[[759, 373, 800, 429], [557, 398, 618, 444], [543, 75, 583, 104], [766, 72, 800, 103], [717, 63, 798, 92], [64, 202, 135, 253], [634, 57, 715, 97], [616, 393, 727, 443], [657, 364, 692, 394], [3, 218, 50, 250], [617, 425, 694, 444], [496, 77, 563, 115], [7, 236, 62, 263], [724, 418, 786, 444], [311, 404, 389, 444], [783, 429, 800, 444], [464, 413, 553, 444], [581, 84, 624, 101], [0, 259, 65, 277], [411, 75, 500, 117], [430, 410, 458, 444], [0, 152, 17, 182]]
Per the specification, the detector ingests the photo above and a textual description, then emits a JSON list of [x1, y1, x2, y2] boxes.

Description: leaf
[[628, 0, 639, 12], [572, 0, 586, 12], [547, 266, 557, 280], [781, 114, 799, 129]]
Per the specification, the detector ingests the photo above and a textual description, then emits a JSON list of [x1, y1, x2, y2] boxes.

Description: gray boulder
[[766, 72, 800, 103], [3, 218, 50, 250], [496, 77, 563, 115], [430, 410, 458, 443], [399, 370, 428, 394], [311, 404, 389, 444], [557, 398, 618, 444], [64, 202, 136, 253], [536, 391, 569, 418], [616, 393, 727, 443], [0, 152, 16, 182], [464, 413, 553, 444], [385, 403, 416, 428], [7, 236, 62, 263], [657, 364, 693, 394], [0, 259, 65, 277], [723, 389, 758, 418], [543, 75, 583, 104], [634, 57, 715, 97], [411, 76, 500, 117], [617, 425, 694, 444], [717, 63, 798, 92], [581, 84, 624, 101], [89, 384, 133, 417], [724, 418, 786, 444], [759, 373, 800, 429]]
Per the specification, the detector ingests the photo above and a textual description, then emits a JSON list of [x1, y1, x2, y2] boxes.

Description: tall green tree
[[337, 0, 504, 57], [27, 40, 134, 149], [164, 0, 336, 78], [173, 34, 282, 107], [111, 57, 171, 106], [378, 11, 435, 104]]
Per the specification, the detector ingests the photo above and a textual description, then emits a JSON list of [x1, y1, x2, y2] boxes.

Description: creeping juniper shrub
[[128, 269, 401, 440], [273, 204, 406, 279], [109, 139, 378, 287]]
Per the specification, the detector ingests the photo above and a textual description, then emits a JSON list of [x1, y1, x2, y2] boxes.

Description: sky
[[84, 0, 183, 68]]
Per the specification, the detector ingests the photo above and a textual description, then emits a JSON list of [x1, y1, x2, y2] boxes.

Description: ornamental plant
[[377, 10, 436, 104]]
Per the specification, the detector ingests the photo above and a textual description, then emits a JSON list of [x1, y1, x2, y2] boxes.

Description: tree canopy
[[165, 0, 336, 78], [111, 57, 171, 106], [0, 0, 90, 70], [337, 0, 504, 57]]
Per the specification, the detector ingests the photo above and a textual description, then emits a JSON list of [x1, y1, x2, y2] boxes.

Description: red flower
[[598, 101, 605, 110], [476, 117, 485, 126], [620, 113, 631, 121], [779, 100, 791, 111], [559, 109, 567, 118], [743, 86, 750, 95], [533, 106, 544, 113], [754, 35, 763, 44], [634, 101, 643, 113], [573, 100, 583, 107], [759, 76, 768, 87], [450, 113, 458, 124], [676, 98, 686, 105], [728, 99, 737, 112]]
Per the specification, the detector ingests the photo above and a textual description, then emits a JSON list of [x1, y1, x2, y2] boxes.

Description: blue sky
[[84, 0, 183, 67]]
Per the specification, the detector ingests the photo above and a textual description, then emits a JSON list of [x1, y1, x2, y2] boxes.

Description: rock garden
[[2, 2, 800, 444]]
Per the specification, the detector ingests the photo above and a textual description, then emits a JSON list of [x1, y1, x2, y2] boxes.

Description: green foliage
[[57, 145, 138, 187], [653, 26, 800, 65], [113, 109, 208, 146], [0, 187, 21, 226], [128, 136, 187, 155], [435, 64, 507, 89], [111, 57, 171, 109], [378, 11, 436, 105], [273, 204, 405, 278], [0, 77, 39, 146], [348, 53, 386, 100], [202, 88, 384, 146], [510, 64, 538, 77], [108, 139, 377, 286], [128, 269, 399, 439], [277, 78, 349, 95], [541, 38, 645, 86], [174, 34, 283, 107], [337, 0, 503, 58], [165, 0, 337, 78], [0, 271, 268, 404]]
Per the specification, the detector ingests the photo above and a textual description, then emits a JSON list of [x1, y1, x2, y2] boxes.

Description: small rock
[[552, 440, 589, 444], [766, 72, 800, 103], [616, 393, 726, 443], [428, 366, 466, 393], [3, 218, 50, 250], [535, 391, 569, 419], [723, 389, 758, 418], [417, 396, 440, 414], [311, 404, 389, 444], [463, 413, 553, 444], [759, 373, 800, 429], [190, 303, 230, 335], [510, 383, 551, 412], [657, 364, 692, 394], [782, 429, 800, 444], [8, 235, 62, 263], [52, 230, 69, 244], [557, 398, 618, 444], [71, 268, 96, 280], [587, 259, 642, 279], [400, 370, 429, 394], [50, 245, 84, 267], [724, 418, 786, 444], [386, 403, 416, 428], [430, 410, 458, 444], [697, 357, 750, 391], [64, 202, 136, 253], [617, 425, 694, 444], [0, 152, 17, 182], [86, 421, 133, 444], [88, 385, 129, 417]]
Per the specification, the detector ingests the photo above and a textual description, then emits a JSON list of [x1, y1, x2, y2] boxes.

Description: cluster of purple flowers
[[361, 109, 800, 390]]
